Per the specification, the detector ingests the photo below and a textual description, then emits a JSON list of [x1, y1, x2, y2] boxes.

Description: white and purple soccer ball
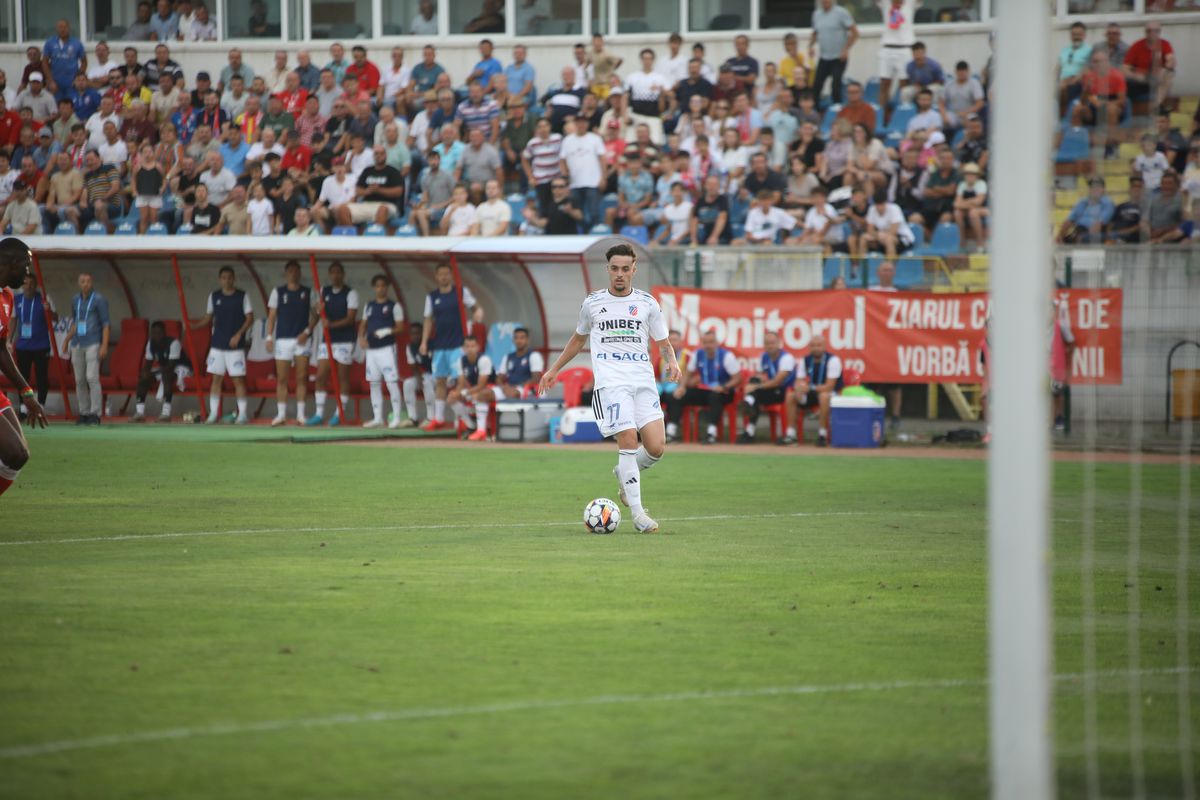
[[583, 498, 621, 534]]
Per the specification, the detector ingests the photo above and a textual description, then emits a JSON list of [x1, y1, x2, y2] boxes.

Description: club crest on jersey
[[628, 305, 638, 317]]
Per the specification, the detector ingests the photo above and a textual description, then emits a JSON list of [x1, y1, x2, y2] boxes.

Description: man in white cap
[[16, 72, 57, 122]]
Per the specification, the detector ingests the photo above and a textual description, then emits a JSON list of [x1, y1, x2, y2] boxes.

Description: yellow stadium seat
[[1105, 174, 1130, 192], [1170, 113, 1191, 130], [1118, 142, 1142, 160], [1056, 189, 1084, 209], [1178, 96, 1198, 114]]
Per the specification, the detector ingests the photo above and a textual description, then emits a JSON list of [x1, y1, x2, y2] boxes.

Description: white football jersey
[[576, 288, 669, 390]]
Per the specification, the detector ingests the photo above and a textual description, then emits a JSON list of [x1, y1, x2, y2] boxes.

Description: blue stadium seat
[[589, 223, 612, 235], [894, 257, 926, 289], [928, 222, 962, 255], [114, 221, 137, 235], [1056, 127, 1090, 164], [885, 104, 916, 144], [822, 256, 847, 287], [176, 223, 194, 235], [146, 222, 168, 235], [394, 224, 418, 237], [54, 222, 77, 236], [819, 105, 840, 137], [951, 128, 966, 148], [863, 78, 881, 106], [864, 255, 886, 285], [729, 221, 745, 240], [600, 193, 619, 218], [621, 225, 649, 245], [908, 223, 925, 249], [331, 225, 358, 236], [84, 221, 107, 236], [363, 223, 387, 236]]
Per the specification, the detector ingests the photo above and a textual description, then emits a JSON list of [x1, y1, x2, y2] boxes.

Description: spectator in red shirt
[[0, 96, 21, 151], [294, 95, 326, 149], [345, 47, 381, 96], [339, 75, 371, 108], [1072, 49, 1126, 155], [280, 129, 313, 174], [836, 81, 877, 134], [276, 72, 308, 116], [1122, 21, 1175, 110]]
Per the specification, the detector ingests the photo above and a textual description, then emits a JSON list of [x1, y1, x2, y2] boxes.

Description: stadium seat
[[589, 224, 612, 235], [621, 225, 649, 245], [729, 221, 745, 241], [146, 222, 168, 235], [1056, 127, 1090, 164], [908, 223, 925, 249], [363, 223, 387, 236], [819, 105, 840, 137], [894, 257, 926, 289], [395, 224, 418, 237], [54, 222, 77, 236], [918, 222, 962, 256], [863, 78, 880, 106], [84, 221, 107, 236], [331, 225, 358, 236], [100, 319, 150, 412], [600, 193, 619, 219], [114, 221, 137, 235], [555, 367, 593, 407], [681, 379, 743, 444], [885, 105, 916, 144], [823, 256, 849, 287]]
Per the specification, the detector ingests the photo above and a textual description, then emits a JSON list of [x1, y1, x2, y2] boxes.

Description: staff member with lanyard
[[13, 274, 56, 416], [67, 272, 110, 426]]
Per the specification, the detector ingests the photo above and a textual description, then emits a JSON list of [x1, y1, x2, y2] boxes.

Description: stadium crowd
[[0, 7, 1195, 249]]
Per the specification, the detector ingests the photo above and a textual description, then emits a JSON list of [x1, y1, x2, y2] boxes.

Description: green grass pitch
[[0, 427, 1195, 799]]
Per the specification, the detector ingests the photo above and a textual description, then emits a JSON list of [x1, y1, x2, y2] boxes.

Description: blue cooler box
[[830, 396, 886, 448], [559, 407, 605, 443]]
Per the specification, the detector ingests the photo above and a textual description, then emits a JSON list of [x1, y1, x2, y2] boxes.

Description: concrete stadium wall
[[1, 17, 1198, 95]]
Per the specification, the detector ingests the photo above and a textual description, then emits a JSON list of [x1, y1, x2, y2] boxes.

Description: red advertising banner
[[653, 287, 1123, 385]]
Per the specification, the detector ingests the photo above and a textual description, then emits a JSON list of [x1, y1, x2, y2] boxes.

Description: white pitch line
[[0, 667, 1189, 760], [0, 510, 948, 548]]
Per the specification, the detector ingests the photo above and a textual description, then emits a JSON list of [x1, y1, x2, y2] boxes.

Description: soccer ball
[[583, 498, 621, 534]]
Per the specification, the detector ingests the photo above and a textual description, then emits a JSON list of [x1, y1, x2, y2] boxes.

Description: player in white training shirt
[[539, 243, 682, 533]]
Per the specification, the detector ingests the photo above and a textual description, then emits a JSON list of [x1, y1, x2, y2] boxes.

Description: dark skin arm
[[0, 331, 46, 427]]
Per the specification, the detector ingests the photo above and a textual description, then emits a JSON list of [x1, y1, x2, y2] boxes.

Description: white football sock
[[819, 427, 828, 437], [339, 395, 350, 416], [452, 401, 470, 424], [422, 374, 436, 414], [745, 422, 757, 436], [236, 397, 248, 420], [617, 449, 644, 518], [666, 422, 678, 437], [706, 424, 718, 438], [135, 402, 145, 415], [209, 394, 221, 419], [635, 445, 660, 471], [314, 391, 326, 417], [386, 381, 402, 419], [370, 382, 384, 422], [434, 399, 445, 423], [475, 401, 489, 430], [161, 401, 171, 416], [296, 400, 307, 421], [403, 377, 419, 419], [786, 426, 796, 438]]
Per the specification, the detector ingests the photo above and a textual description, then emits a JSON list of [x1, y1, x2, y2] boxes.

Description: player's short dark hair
[[328, 260, 344, 272], [150, 320, 165, 332], [514, 326, 530, 336], [912, 41, 926, 51], [284, 259, 301, 271], [371, 273, 388, 285], [435, 263, 452, 272], [639, 48, 654, 59], [606, 243, 637, 262], [218, 265, 235, 277], [465, 336, 481, 346]]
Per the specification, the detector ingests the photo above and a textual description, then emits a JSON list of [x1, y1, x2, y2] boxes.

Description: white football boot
[[632, 511, 659, 533]]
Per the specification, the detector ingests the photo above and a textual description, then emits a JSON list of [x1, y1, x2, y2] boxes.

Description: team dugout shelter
[[22, 236, 647, 419]]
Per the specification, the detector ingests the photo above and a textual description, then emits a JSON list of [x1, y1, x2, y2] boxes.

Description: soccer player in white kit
[[539, 243, 682, 533]]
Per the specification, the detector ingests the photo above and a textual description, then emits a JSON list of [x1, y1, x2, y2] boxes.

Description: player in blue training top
[[418, 263, 476, 432], [540, 242, 682, 533], [357, 274, 406, 429], [737, 329, 796, 443], [307, 261, 359, 426], [265, 260, 317, 427]]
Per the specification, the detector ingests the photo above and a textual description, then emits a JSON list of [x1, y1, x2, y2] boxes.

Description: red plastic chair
[[556, 366, 594, 407], [456, 400, 498, 439]]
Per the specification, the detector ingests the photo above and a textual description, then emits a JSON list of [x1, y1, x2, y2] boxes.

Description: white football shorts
[[272, 337, 311, 363], [592, 383, 664, 438], [365, 345, 399, 382], [316, 342, 354, 365], [206, 348, 247, 377], [878, 47, 910, 81]]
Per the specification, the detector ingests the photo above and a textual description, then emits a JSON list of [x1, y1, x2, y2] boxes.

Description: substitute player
[[737, 330, 796, 443], [265, 260, 316, 427], [358, 274, 405, 429], [402, 321, 435, 428], [540, 243, 681, 533], [308, 261, 359, 426], [132, 321, 191, 422], [452, 336, 495, 441], [419, 264, 476, 431], [0, 237, 49, 497], [191, 266, 253, 425]]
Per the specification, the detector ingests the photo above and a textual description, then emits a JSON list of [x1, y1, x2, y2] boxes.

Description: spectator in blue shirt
[[1057, 21, 1092, 111], [68, 72, 101, 120], [325, 42, 351, 86], [43, 20, 87, 100], [409, 46, 445, 96], [294, 50, 322, 92], [504, 45, 537, 106], [13, 274, 56, 412], [466, 39, 502, 90], [607, 154, 655, 231], [219, 127, 251, 177], [1056, 177, 1114, 245], [149, 0, 180, 41], [900, 42, 945, 106], [67, 272, 110, 425]]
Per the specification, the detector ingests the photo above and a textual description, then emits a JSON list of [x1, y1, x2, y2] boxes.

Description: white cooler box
[[558, 406, 605, 443], [497, 400, 564, 443]]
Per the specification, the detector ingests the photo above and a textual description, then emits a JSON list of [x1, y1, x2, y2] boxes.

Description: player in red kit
[[0, 238, 48, 496]]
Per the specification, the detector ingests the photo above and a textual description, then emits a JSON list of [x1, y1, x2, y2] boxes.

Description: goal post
[[988, 0, 1055, 796]]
